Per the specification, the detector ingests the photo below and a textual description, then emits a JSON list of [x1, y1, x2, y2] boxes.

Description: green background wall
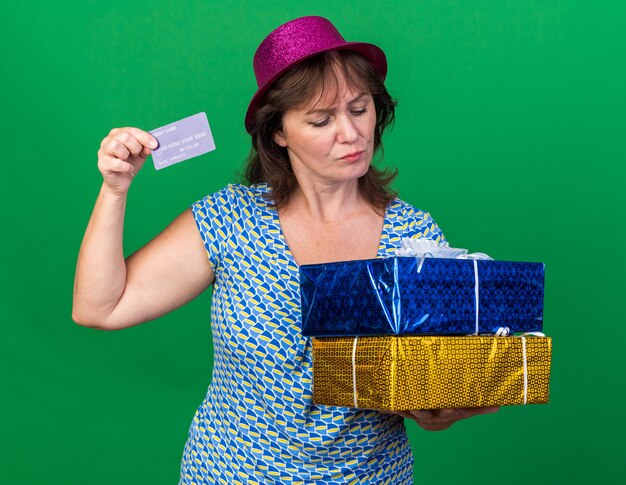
[[2, 1, 624, 483]]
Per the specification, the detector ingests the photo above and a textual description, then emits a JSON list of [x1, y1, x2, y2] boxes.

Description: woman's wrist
[[99, 183, 129, 202]]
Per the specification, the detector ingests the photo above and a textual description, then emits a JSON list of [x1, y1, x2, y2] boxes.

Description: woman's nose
[[335, 114, 359, 143]]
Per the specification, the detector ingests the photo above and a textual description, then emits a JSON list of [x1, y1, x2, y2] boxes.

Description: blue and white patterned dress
[[180, 183, 446, 485]]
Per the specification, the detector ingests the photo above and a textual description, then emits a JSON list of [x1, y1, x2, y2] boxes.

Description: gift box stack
[[299, 245, 552, 411]]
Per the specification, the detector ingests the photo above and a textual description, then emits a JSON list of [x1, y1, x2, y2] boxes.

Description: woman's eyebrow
[[305, 92, 369, 115]]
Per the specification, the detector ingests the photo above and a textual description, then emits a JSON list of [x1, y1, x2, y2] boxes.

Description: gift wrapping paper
[[300, 257, 544, 336], [312, 335, 552, 410]]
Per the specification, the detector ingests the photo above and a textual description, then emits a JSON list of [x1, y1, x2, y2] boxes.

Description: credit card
[[149, 112, 215, 170]]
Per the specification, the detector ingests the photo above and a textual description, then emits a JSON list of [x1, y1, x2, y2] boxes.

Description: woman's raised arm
[[72, 127, 214, 330]]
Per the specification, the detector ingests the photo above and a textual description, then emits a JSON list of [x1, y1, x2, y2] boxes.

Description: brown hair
[[244, 50, 398, 212]]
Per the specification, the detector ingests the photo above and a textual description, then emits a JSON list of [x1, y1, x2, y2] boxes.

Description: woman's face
[[273, 75, 377, 187]]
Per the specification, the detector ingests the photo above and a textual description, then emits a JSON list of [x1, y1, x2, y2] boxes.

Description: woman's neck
[[285, 178, 369, 223]]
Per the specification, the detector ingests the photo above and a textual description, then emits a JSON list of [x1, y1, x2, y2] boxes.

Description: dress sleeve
[[420, 211, 447, 244], [189, 186, 233, 272], [397, 200, 447, 244]]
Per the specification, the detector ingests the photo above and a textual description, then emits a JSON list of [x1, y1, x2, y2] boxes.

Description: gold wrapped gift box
[[312, 335, 551, 411]]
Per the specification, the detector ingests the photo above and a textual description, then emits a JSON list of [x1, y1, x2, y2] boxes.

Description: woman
[[73, 16, 497, 484]]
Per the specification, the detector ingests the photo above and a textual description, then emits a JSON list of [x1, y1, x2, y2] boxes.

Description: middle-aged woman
[[73, 16, 497, 484]]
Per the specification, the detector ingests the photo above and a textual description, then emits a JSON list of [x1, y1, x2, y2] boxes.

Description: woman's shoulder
[[189, 183, 273, 246], [387, 197, 432, 222], [387, 197, 446, 242], [191, 182, 272, 210]]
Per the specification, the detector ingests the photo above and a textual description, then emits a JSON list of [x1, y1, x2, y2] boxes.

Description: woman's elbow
[[72, 308, 118, 330]]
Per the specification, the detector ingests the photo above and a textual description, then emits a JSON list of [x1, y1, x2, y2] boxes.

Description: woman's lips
[[341, 151, 364, 162]]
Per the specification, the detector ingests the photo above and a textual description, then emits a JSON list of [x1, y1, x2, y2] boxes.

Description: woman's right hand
[[97, 127, 158, 196]]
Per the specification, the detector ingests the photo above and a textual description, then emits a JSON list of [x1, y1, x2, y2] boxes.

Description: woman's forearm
[[72, 183, 129, 327]]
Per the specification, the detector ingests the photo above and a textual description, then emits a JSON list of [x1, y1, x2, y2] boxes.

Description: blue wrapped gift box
[[300, 257, 544, 336]]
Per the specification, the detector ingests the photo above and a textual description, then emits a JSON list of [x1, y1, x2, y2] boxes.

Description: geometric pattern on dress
[[179, 183, 446, 484]]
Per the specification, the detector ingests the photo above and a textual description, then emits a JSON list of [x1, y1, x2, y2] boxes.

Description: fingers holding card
[[149, 112, 216, 170]]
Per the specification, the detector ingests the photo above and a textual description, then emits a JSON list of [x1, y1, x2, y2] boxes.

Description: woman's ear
[[273, 128, 287, 147]]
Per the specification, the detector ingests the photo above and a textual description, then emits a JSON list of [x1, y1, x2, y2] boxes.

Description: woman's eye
[[307, 108, 367, 128], [309, 118, 330, 128]]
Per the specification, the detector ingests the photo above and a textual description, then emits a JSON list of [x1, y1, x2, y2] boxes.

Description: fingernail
[[149, 139, 158, 149]]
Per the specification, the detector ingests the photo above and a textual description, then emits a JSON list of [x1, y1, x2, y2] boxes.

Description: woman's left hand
[[388, 407, 499, 431]]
